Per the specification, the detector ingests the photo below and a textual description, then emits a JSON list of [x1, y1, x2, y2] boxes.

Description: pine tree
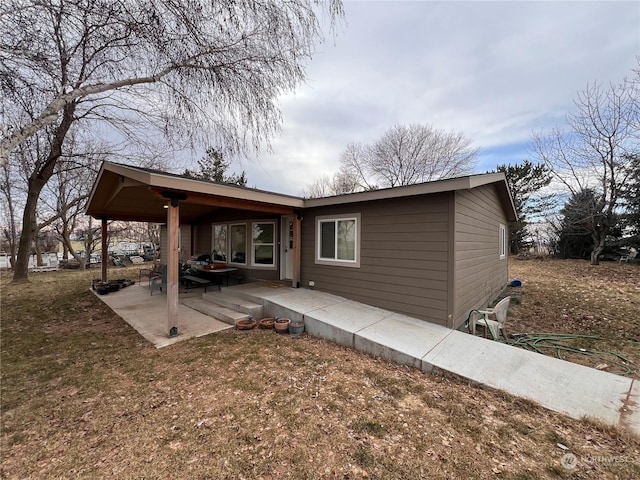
[[184, 148, 248, 187], [495, 160, 553, 254]]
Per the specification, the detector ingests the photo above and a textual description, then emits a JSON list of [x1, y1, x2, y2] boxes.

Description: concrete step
[[182, 298, 249, 326], [202, 291, 264, 318]]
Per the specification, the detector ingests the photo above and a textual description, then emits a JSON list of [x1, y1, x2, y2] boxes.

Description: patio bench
[[182, 274, 216, 292]]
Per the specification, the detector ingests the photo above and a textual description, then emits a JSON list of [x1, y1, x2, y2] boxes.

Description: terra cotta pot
[[259, 317, 275, 329], [235, 318, 257, 330], [274, 318, 290, 334]]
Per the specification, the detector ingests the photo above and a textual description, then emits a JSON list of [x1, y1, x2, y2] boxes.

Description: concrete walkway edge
[[224, 284, 639, 437]]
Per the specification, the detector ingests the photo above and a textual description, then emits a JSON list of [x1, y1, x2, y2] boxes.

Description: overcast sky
[[199, 1, 640, 196]]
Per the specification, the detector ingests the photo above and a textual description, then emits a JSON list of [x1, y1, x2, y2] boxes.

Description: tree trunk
[[12, 103, 76, 282], [13, 187, 43, 281], [590, 233, 606, 266], [35, 234, 43, 266]]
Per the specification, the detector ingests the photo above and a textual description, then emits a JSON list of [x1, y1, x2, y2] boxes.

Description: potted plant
[[258, 317, 275, 329], [235, 316, 257, 330], [274, 316, 290, 334], [288, 320, 304, 337]]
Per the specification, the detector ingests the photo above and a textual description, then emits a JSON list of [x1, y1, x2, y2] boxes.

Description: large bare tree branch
[[1, 0, 344, 281], [531, 66, 639, 264], [339, 124, 478, 189]]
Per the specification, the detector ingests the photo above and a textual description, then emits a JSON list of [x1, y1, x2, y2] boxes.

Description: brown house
[[87, 162, 516, 335]]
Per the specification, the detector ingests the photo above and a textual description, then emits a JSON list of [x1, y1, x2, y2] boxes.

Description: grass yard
[[508, 259, 639, 378], [1, 261, 639, 479]]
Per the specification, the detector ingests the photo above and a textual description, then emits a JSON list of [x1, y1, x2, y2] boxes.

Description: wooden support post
[[167, 200, 180, 337], [101, 218, 108, 282], [292, 214, 301, 288]]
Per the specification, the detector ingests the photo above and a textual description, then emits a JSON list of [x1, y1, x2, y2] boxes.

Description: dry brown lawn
[[1, 261, 639, 479], [507, 259, 639, 378]]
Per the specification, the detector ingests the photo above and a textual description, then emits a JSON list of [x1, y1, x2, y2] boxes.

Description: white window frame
[[251, 221, 276, 268], [499, 223, 507, 259], [229, 223, 247, 266], [315, 213, 361, 268], [211, 224, 228, 263]]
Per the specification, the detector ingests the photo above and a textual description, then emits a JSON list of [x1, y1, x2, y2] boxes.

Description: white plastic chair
[[471, 296, 511, 339], [619, 251, 637, 263]]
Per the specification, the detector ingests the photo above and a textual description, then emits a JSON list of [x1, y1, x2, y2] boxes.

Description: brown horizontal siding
[[360, 256, 449, 272], [159, 225, 193, 262], [195, 223, 212, 256], [453, 185, 509, 328], [365, 221, 449, 234], [361, 240, 448, 251], [361, 249, 450, 262], [301, 194, 451, 325]]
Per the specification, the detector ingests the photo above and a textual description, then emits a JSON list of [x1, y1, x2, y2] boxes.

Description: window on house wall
[[499, 224, 507, 259], [229, 224, 247, 265], [252, 222, 275, 267], [211, 224, 227, 262], [315, 214, 360, 267]]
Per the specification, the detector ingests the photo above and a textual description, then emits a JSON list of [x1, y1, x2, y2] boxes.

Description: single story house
[[87, 162, 517, 336]]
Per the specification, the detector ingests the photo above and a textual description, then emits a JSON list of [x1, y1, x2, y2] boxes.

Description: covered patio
[[91, 283, 231, 348], [86, 161, 304, 339]]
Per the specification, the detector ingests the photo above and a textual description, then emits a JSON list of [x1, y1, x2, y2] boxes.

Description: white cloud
[[203, 1, 640, 195]]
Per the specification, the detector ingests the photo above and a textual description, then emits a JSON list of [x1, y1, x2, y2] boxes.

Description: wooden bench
[[182, 274, 216, 292]]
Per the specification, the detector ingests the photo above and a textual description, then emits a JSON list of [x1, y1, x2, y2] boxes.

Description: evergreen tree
[[184, 148, 248, 187], [555, 189, 599, 259], [495, 160, 553, 254], [621, 154, 640, 238]]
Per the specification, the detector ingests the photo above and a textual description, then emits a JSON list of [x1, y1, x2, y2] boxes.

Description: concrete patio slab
[[304, 300, 393, 347], [355, 313, 453, 370], [422, 331, 634, 427], [93, 284, 232, 348], [621, 379, 639, 434], [261, 289, 348, 323], [221, 282, 293, 301]]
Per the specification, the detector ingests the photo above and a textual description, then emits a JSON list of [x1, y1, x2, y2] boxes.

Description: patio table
[[189, 264, 238, 289]]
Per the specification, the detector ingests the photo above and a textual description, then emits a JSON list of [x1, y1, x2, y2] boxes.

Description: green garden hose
[[465, 311, 635, 376]]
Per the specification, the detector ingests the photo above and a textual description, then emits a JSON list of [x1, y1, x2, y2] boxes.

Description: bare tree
[[1, 0, 343, 281], [340, 124, 478, 189], [0, 0, 344, 164], [302, 171, 360, 198], [42, 150, 100, 268], [0, 160, 21, 267], [532, 69, 639, 265]]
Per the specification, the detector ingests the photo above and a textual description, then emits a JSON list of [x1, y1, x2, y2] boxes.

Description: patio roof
[[86, 162, 305, 223]]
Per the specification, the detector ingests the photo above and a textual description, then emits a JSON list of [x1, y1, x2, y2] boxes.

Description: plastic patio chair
[[471, 296, 511, 340], [619, 251, 637, 263]]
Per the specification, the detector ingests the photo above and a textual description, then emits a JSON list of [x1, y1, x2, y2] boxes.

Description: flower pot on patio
[[274, 317, 290, 334], [259, 317, 275, 329], [235, 317, 257, 330], [288, 321, 304, 337]]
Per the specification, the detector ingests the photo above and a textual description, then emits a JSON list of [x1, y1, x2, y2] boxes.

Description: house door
[[280, 215, 294, 280]]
